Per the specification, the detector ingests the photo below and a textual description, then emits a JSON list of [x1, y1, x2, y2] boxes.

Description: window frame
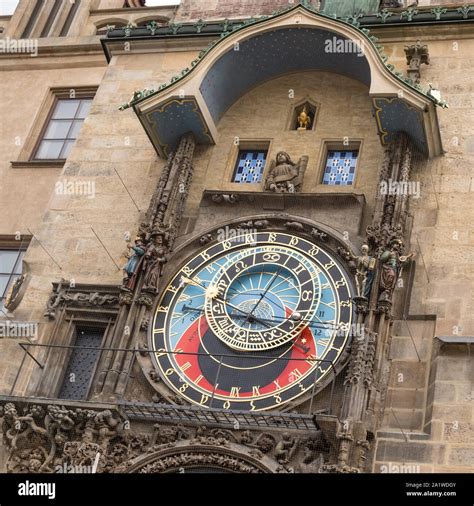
[[0, 236, 30, 314], [12, 86, 97, 169], [33, 96, 93, 161], [317, 139, 363, 189], [224, 139, 273, 189]]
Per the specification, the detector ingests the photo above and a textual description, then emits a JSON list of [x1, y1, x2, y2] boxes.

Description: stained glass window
[[232, 150, 267, 184], [322, 150, 358, 185]]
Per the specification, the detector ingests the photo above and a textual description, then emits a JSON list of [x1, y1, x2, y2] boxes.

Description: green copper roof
[[116, 1, 448, 111]]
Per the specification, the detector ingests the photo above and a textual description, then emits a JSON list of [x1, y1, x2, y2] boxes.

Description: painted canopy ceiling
[[128, 3, 444, 158]]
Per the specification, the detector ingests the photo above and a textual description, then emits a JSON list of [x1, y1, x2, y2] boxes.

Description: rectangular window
[[0, 248, 25, 312], [58, 326, 104, 400], [322, 149, 359, 186], [232, 149, 268, 184], [34, 97, 92, 160]]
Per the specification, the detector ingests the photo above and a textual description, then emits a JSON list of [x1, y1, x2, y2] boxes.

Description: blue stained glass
[[232, 150, 267, 184], [322, 150, 358, 185]]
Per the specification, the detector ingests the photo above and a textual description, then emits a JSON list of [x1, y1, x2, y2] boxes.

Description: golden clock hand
[[246, 264, 286, 319]]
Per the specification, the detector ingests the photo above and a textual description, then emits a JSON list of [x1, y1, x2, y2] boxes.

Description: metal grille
[[57, 327, 103, 400], [119, 401, 319, 431]]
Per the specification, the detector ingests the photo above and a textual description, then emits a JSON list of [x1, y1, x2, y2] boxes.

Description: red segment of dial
[[173, 315, 317, 399]]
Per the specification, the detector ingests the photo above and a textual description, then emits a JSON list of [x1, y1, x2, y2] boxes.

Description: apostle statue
[[123, 236, 146, 290], [142, 232, 168, 293], [264, 151, 308, 193], [379, 239, 415, 302]]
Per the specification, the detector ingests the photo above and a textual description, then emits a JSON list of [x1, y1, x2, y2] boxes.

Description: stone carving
[[140, 316, 150, 330], [44, 284, 119, 319], [254, 220, 270, 229], [199, 233, 213, 246], [152, 424, 191, 445], [137, 294, 154, 308], [284, 221, 305, 233], [0, 403, 129, 473], [264, 152, 308, 193], [118, 290, 133, 306], [254, 433, 277, 454], [404, 40, 429, 85], [298, 432, 329, 473], [211, 193, 239, 204], [344, 331, 377, 388], [311, 228, 328, 242], [136, 452, 261, 474], [240, 220, 270, 230], [274, 433, 297, 464]]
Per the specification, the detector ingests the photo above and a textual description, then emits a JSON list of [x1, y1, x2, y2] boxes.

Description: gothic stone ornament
[[211, 193, 239, 204], [150, 231, 355, 411], [44, 284, 119, 319], [274, 433, 298, 464], [404, 40, 430, 85], [119, 289, 133, 306], [264, 152, 308, 193], [0, 402, 129, 474]]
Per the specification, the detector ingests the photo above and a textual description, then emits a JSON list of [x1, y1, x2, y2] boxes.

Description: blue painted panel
[[232, 150, 267, 183], [148, 98, 214, 156], [374, 98, 427, 153], [322, 150, 358, 185], [200, 27, 371, 123]]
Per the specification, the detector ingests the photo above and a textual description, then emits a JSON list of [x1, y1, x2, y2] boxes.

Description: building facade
[[0, 0, 472, 475]]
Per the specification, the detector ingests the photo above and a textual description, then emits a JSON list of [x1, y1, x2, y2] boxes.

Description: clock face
[[151, 232, 354, 411]]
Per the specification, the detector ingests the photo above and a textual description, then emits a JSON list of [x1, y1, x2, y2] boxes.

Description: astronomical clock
[[151, 231, 354, 411]]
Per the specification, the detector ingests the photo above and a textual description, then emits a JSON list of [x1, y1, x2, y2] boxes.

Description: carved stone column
[[337, 134, 419, 471]]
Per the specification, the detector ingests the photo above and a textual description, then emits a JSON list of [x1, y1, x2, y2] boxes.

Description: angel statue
[[264, 151, 309, 193], [122, 236, 145, 290]]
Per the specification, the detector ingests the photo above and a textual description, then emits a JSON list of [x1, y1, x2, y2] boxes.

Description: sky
[[0, 0, 181, 16], [0, 0, 19, 16]]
